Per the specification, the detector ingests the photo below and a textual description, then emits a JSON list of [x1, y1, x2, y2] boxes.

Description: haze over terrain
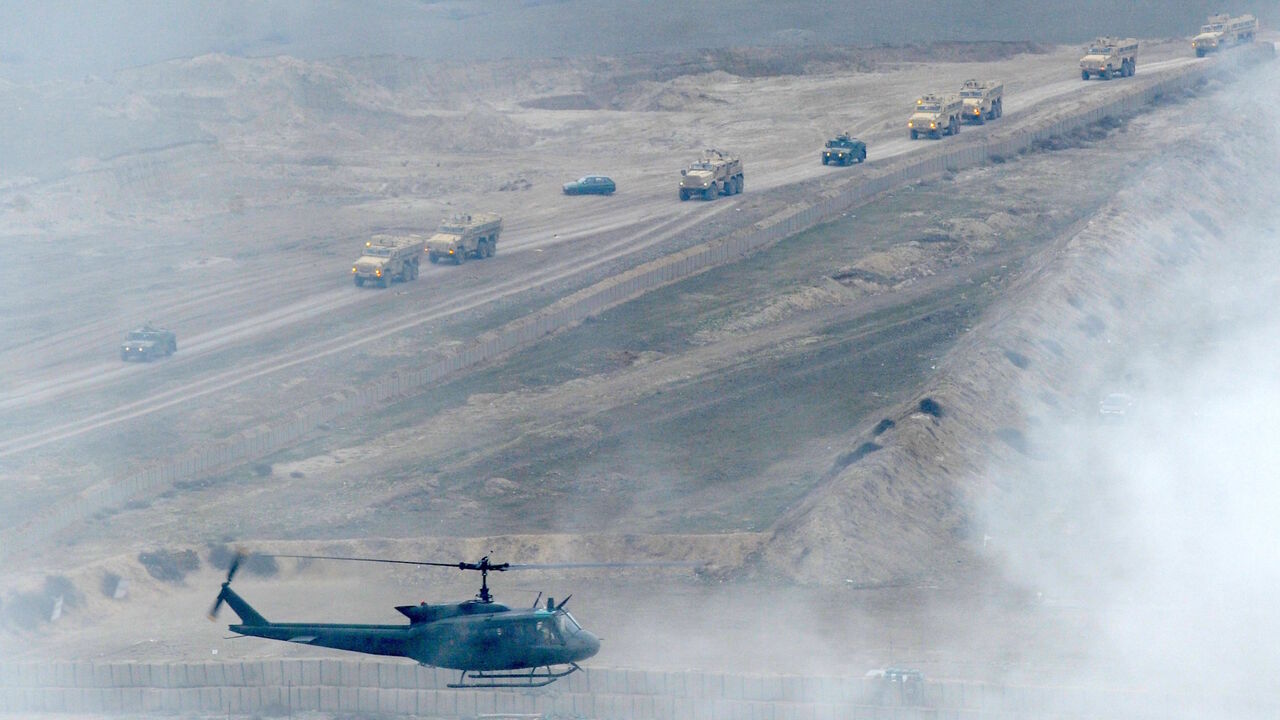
[[3, 0, 1279, 81], [1, 2, 1279, 719]]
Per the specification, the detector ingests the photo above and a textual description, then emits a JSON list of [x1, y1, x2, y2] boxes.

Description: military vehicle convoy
[[1079, 37, 1138, 80], [425, 213, 503, 265], [908, 94, 963, 139], [120, 324, 177, 362], [678, 149, 744, 201], [1191, 13, 1258, 56], [352, 234, 425, 287], [820, 133, 867, 165], [959, 79, 1004, 124]]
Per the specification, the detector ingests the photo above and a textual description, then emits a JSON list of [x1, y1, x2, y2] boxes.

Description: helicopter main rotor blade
[[505, 561, 701, 570], [266, 553, 466, 569]]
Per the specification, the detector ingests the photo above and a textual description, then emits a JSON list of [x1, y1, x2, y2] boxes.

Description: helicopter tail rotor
[[208, 549, 254, 622]]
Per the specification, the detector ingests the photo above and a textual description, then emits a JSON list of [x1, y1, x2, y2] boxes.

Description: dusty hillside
[[761, 61, 1280, 591], [2, 39, 1276, 691]]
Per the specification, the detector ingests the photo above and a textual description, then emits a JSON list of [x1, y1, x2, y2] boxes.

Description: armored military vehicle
[[908, 94, 963, 139], [352, 234, 425, 288], [120, 324, 177, 362], [678, 149, 744, 201], [959, 79, 1004, 124], [820, 133, 867, 166], [1192, 13, 1258, 56], [425, 213, 503, 265], [1080, 37, 1138, 80]]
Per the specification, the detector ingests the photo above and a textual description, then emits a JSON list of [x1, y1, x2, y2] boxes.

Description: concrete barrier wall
[[2, 660, 1246, 719], [0, 51, 1251, 563]]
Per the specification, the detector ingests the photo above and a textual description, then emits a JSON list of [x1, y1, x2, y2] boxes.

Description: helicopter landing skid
[[448, 662, 581, 689]]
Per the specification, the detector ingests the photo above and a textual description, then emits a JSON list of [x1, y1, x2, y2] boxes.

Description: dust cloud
[[977, 57, 1280, 716]]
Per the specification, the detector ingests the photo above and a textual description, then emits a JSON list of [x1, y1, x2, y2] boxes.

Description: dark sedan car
[[562, 175, 616, 195]]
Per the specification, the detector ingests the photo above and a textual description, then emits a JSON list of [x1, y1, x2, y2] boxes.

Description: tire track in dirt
[[0, 206, 727, 456]]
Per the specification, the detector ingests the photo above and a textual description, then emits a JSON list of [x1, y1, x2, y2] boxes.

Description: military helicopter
[[210, 552, 633, 688]]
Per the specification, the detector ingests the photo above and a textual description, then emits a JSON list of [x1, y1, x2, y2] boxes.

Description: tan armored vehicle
[[352, 234, 425, 287], [959, 79, 1004, 124], [1079, 37, 1138, 80], [907, 93, 963, 139], [1192, 13, 1258, 56], [678, 149, 744, 201], [425, 213, 503, 265]]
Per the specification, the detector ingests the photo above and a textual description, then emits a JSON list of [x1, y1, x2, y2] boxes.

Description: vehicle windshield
[[363, 247, 392, 257], [917, 103, 940, 112], [825, 140, 850, 149], [960, 90, 983, 98], [439, 225, 465, 233], [690, 162, 712, 170], [1087, 47, 1108, 55], [127, 331, 156, 341], [577, 177, 592, 183], [555, 611, 582, 636], [1203, 23, 1223, 32]]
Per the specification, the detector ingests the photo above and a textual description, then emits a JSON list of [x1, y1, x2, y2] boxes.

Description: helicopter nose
[[578, 630, 602, 660]]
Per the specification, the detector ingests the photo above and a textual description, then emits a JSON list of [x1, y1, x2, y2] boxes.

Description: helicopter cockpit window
[[535, 619, 562, 644], [556, 611, 582, 636]]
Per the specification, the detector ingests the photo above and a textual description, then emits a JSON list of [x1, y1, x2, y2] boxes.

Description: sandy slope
[[2, 38, 1276, 690]]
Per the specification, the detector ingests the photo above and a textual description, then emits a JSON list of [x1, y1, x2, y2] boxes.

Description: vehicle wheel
[[733, 176, 742, 194], [736, 176, 744, 193], [455, 250, 466, 265], [355, 276, 365, 287], [996, 101, 1003, 118], [410, 261, 419, 279], [1101, 67, 1111, 80], [704, 185, 716, 200], [858, 151, 866, 163], [489, 242, 497, 257], [381, 276, 390, 288], [821, 157, 829, 165], [1129, 60, 1136, 75], [679, 189, 689, 201], [1081, 70, 1090, 81], [910, 129, 918, 140]]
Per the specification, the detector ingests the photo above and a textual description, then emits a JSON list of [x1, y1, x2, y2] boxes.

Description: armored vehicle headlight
[[352, 267, 357, 273]]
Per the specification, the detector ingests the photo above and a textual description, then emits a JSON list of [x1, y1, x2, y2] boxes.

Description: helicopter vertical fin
[[216, 584, 268, 626]]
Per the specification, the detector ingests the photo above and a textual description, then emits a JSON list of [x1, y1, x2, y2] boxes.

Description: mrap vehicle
[[352, 234, 425, 287], [959, 79, 1003, 124], [1079, 37, 1138, 80], [1191, 13, 1258, 56], [908, 93, 963, 139], [425, 213, 503, 265]]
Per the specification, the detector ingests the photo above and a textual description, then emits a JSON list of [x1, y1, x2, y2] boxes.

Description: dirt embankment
[[759, 66, 1278, 587]]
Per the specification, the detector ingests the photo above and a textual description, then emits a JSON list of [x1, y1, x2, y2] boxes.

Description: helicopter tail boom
[[211, 583, 268, 626]]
